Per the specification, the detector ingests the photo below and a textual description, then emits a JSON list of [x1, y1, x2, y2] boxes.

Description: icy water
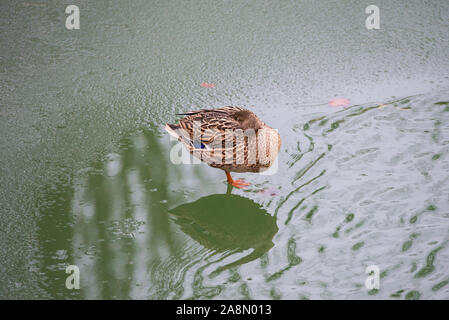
[[1, 0, 449, 299]]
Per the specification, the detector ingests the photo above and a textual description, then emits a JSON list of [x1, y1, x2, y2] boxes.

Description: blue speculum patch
[[193, 141, 206, 149]]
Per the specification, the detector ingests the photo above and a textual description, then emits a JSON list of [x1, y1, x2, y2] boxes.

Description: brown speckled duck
[[165, 106, 281, 188]]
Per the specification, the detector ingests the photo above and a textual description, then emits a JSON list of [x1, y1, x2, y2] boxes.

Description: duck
[[165, 106, 281, 188]]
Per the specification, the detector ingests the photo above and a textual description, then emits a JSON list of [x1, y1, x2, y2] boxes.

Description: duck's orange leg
[[225, 171, 250, 189]]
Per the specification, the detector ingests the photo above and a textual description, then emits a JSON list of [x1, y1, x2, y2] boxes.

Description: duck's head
[[234, 110, 264, 131]]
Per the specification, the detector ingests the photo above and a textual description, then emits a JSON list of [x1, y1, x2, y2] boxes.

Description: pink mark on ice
[[257, 188, 280, 197], [200, 82, 216, 88], [328, 98, 350, 107]]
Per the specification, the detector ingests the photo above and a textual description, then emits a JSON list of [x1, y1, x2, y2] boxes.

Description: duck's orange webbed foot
[[230, 179, 250, 189], [225, 171, 250, 189]]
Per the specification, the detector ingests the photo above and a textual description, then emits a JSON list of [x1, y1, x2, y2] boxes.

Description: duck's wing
[[167, 107, 256, 166], [177, 106, 244, 145]]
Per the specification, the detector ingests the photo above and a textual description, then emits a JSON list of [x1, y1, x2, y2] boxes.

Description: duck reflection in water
[[169, 193, 278, 276]]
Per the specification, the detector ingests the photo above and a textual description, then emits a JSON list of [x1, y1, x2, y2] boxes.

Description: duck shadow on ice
[[169, 193, 278, 276]]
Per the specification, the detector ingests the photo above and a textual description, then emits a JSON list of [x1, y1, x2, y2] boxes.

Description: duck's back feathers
[[176, 106, 244, 117]]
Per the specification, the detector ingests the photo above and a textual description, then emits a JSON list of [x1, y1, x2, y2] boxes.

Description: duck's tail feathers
[[164, 123, 181, 139]]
